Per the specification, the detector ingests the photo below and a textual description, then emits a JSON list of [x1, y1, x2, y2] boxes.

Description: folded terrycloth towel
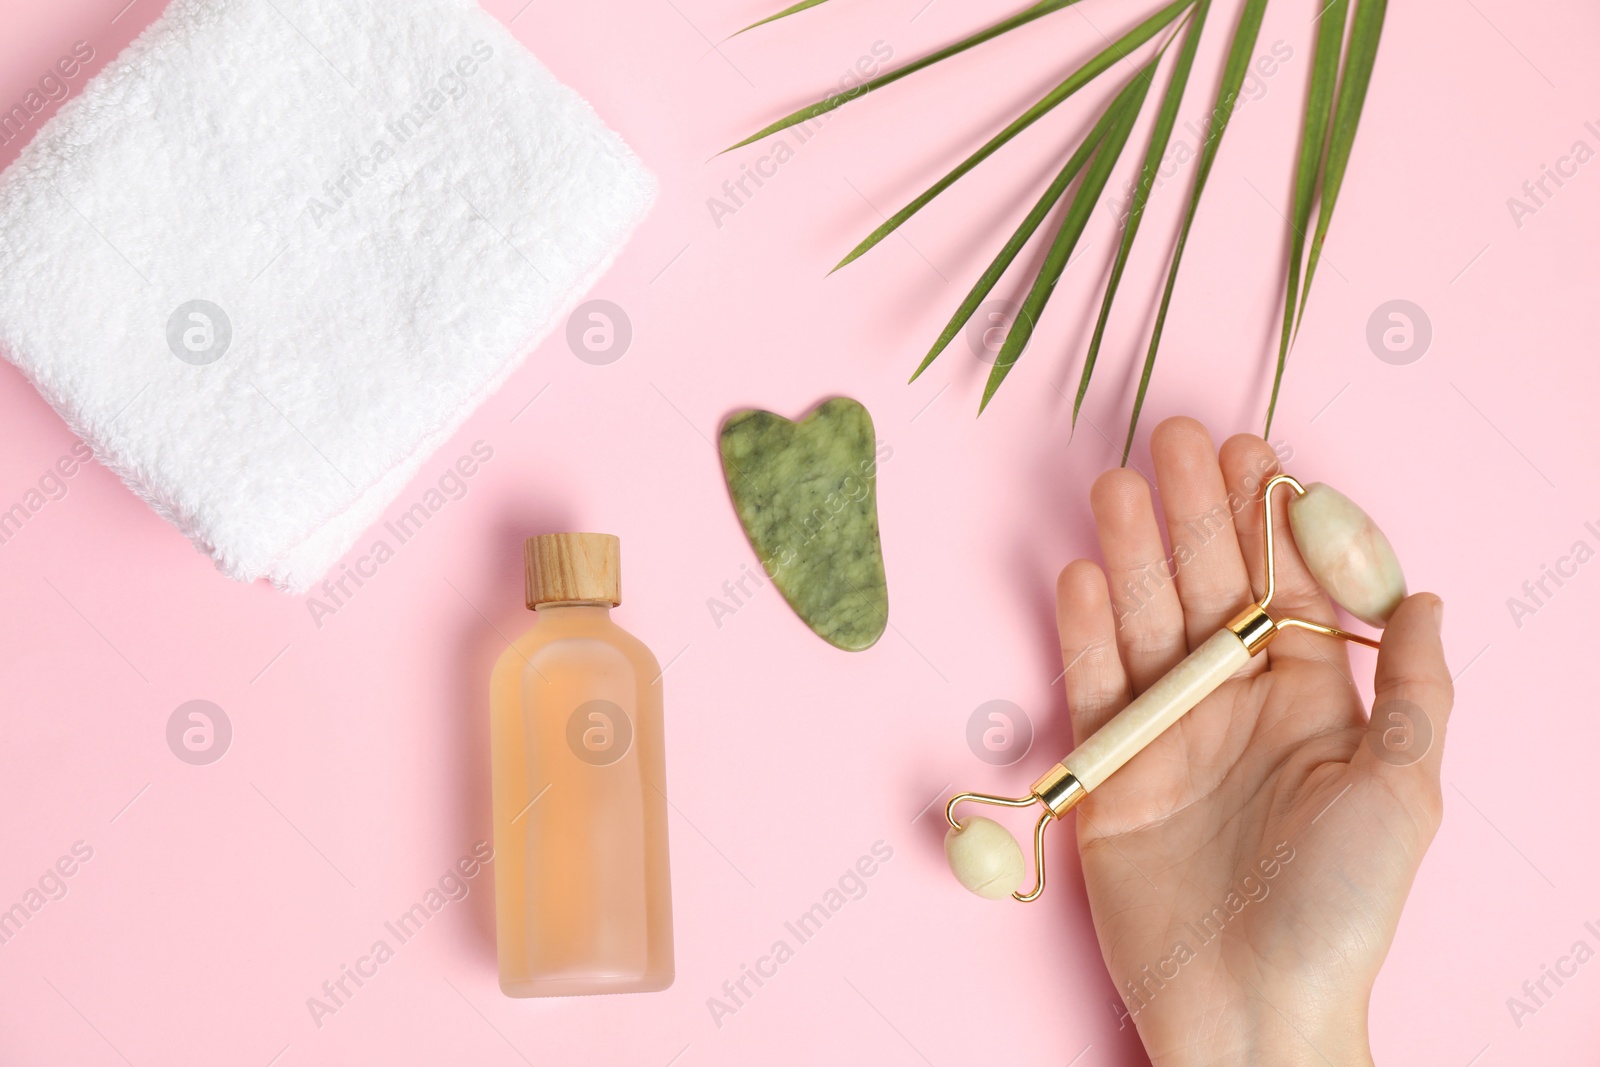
[[0, 0, 653, 591]]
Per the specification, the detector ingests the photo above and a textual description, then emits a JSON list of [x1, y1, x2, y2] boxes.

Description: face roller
[[944, 474, 1408, 902]]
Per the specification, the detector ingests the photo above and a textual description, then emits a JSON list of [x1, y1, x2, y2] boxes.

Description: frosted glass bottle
[[490, 533, 673, 997]]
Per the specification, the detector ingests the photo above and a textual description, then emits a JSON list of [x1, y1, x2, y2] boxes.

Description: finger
[[1056, 559, 1131, 745], [1150, 417, 1254, 647], [1090, 467, 1188, 691], [1357, 594, 1452, 819], [1218, 434, 1347, 671]]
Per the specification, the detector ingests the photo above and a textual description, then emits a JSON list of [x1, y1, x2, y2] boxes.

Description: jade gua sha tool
[[945, 475, 1408, 902], [719, 397, 888, 651]]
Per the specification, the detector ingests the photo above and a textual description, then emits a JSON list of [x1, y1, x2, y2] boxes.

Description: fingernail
[[1431, 597, 1444, 631]]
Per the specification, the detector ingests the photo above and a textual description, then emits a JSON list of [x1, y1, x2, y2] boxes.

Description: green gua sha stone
[[719, 397, 888, 651]]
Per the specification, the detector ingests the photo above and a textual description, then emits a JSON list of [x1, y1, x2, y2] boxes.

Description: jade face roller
[[944, 474, 1407, 902]]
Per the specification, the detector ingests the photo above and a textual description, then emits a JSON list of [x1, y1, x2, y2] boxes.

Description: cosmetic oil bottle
[[489, 533, 673, 996]]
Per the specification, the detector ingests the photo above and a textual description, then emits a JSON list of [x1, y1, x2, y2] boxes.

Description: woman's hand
[[1056, 417, 1452, 1067]]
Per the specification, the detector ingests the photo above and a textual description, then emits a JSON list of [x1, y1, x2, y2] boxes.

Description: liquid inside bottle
[[490, 534, 673, 997]]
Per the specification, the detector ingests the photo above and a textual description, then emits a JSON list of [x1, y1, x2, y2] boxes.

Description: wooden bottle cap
[[524, 533, 621, 608]]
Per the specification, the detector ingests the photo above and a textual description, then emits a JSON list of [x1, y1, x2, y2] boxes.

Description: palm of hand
[[1055, 420, 1450, 1067]]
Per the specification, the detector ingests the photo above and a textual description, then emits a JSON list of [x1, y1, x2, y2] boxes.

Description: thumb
[[1356, 593, 1454, 805]]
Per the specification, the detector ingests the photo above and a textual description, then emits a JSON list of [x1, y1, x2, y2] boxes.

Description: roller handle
[[1060, 629, 1251, 792]]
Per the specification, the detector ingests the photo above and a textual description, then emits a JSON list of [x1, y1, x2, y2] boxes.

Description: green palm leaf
[[734, 0, 1388, 443], [834, 0, 1194, 273], [982, 63, 1160, 412], [909, 103, 1123, 383], [1300, 0, 1387, 312], [1290, 3, 1386, 356], [1121, 0, 1268, 462], [1262, 0, 1346, 436], [724, 0, 1093, 152], [1073, 0, 1210, 427], [732, 0, 833, 37]]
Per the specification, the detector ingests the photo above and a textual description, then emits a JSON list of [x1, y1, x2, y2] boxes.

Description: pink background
[[2, 0, 1597, 1063]]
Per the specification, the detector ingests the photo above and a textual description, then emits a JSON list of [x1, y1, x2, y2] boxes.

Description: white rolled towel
[[0, 0, 654, 591]]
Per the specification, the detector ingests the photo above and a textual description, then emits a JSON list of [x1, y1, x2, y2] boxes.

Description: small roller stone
[[1287, 482, 1407, 628], [944, 816, 1025, 900]]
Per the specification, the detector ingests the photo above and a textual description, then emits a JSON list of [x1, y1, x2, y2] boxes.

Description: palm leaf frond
[[910, 109, 1119, 382], [734, 0, 1388, 441], [1262, 0, 1347, 435], [724, 0, 1093, 152], [1073, 0, 1211, 427], [834, 0, 1194, 273], [1121, 0, 1268, 462], [1264, 0, 1386, 432], [732, 0, 833, 37], [982, 63, 1161, 412]]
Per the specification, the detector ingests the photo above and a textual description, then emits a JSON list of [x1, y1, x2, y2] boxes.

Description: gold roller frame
[[945, 474, 1381, 903]]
